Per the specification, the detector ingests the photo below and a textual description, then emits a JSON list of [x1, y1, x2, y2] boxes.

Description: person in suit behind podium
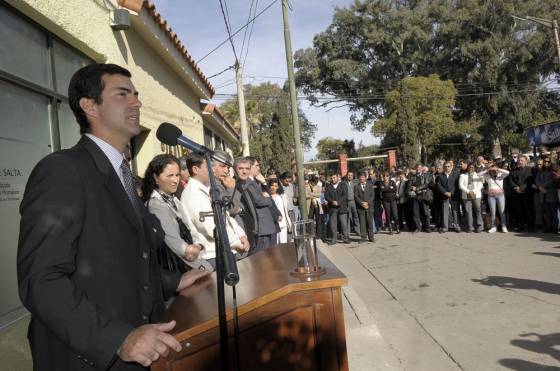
[[17, 63, 210, 371], [354, 172, 375, 242], [234, 157, 279, 255]]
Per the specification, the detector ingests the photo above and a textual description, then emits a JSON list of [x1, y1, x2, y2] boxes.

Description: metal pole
[[281, 0, 307, 219], [553, 20, 560, 73], [236, 61, 250, 156]]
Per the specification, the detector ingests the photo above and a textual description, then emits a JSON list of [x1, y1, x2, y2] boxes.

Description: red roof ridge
[[117, 0, 215, 96]]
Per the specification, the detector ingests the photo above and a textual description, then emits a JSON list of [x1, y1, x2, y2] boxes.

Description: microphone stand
[[204, 152, 240, 371]]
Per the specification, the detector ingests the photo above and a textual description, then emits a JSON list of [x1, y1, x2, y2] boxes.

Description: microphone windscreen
[[156, 122, 182, 146]]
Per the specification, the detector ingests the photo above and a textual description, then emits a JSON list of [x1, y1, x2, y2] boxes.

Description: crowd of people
[[140, 150, 560, 271], [305, 153, 560, 243]]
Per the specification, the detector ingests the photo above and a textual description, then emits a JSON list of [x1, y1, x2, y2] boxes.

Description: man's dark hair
[[141, 154, 179, 202], [246, 156, 258, 166], [186, 152, 204, 177], [358, 171, 367, 178], [68, 63, 132, 134], [179, 155, 188, 171], [279, 171, 292, 180]]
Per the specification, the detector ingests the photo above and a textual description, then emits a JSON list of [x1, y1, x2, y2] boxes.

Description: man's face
[[477, 156, 484, 165], [537, 159, 544, 169], [331, 174, 339, 184], [235, 162, 251, 180], [359, 175, 366, 184], [250, 161, 260, 177], [444, 163, 452, 174], [461, 162, 468, 170], [212, 161, 229, 179], [280, 178, 290, 187], [436, 165, 443, 173], [416, 165, 423, 174], [87, 74, 142, 142], [368, 171, 375, 179], [347, 172, 354, 181], [193, 162, 209, 184], [180, 168, 190, 183], [518, 157, 527, 168]]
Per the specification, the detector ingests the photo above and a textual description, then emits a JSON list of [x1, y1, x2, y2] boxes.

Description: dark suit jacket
[[436, 172, 458, 199], [354, 182, 374, 212], [18, 136, 180, 371], [243, 179, 279, 237], [325, 182, 349, 214]]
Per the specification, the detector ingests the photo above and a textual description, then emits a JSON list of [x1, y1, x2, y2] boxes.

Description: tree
[[294, 0, 560, 156], [373, 74, 458, 165], [220, 83, 317, 171], [315, 137, 357, 174]]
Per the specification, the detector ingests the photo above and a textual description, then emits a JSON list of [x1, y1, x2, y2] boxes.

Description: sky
[[151, 0, 380, 160]]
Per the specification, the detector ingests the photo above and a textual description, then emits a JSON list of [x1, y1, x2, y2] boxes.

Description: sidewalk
[[318, 240, 461, 371]]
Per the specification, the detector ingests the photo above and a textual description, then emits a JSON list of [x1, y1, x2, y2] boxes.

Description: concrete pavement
[[320, 230, 560, 371]]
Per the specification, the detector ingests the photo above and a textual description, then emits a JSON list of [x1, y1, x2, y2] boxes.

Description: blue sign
[[527, 121, 560, 146]]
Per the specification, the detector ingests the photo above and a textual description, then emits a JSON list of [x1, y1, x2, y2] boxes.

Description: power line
[[243, 0, 259, 67], [239, 0, 255, 59], [198, 0, 279, 63], [218, 0, 238, 61], [207, 65, 236, 79]]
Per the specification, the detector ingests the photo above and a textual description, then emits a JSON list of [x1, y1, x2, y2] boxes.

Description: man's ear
[[79, 98, 98, 119]]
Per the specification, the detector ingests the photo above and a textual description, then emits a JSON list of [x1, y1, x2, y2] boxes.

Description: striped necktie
[[120, 159, 142, 219]]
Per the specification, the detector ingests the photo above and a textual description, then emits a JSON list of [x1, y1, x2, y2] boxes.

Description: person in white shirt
[[479, 164, 510, 233], [459, 163, 485, 233], [269, 178, 293, 243], [181, 153, 249, 268]]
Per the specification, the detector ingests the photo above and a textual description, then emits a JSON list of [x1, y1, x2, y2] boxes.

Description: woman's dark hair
[[68, 63, 132, 134], [268, 178, 284, 194], [142, 154, 180, 202]]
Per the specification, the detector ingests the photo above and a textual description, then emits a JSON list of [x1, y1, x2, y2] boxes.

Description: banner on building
[[526, 121, 560, 146]]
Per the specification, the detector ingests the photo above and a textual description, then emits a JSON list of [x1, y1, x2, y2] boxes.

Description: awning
[[526, 121, 560, 146]]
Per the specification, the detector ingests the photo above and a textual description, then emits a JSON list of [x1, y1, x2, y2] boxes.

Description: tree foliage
[[373, 74, 458, 165], [220, 83, 317, 171], [295, 0, 560, 158]]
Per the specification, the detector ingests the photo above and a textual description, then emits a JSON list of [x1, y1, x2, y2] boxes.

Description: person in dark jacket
[[510, 155, 534, 231], [436, 161, 461, 233], [17, 63, 210, 371], [354, 172, 375, 242], [380, 171, 399, 234], [406, 164, 433, 232], [324, 173, 350, 244]]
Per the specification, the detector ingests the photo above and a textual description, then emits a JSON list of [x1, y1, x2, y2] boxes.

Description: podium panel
[[153, 244, 348, 371]]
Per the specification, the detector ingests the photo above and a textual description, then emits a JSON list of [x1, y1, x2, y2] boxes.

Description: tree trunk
[[492, 136, 502, 159]]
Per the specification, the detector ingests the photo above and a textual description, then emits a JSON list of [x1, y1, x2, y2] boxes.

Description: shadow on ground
[[472, 276, 560, 295], [499, 332, 560, 370], [533, 252, 560, 258]]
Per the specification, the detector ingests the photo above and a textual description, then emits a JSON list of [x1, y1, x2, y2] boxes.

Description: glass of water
[[292, 219, 322, 274]]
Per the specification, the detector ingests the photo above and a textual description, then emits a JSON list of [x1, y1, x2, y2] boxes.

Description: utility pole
[[281, 0, 307, 219], [512, 15, 560, 72], [236, 60, 250, 155]]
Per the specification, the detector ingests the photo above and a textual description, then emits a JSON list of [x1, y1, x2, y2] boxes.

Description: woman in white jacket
[[269, 179, 293, 243], [459, 163, 485, 232], [479, 164, 510, 233]]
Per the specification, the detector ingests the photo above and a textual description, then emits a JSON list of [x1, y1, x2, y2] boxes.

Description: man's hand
[[445, 192, 452, 198], [221, 176, 236, 189], [118, 321, 181, 367], [255, 173, 266, 184], [184, 244, 202, 262], [411, 186, 417, 191], [236, 236, 250, 254], [331, 200, 338, 206], [176, 269, 211, 292], [262, 192, 270, 198]]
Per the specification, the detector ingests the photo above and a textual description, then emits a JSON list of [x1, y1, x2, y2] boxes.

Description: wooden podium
[[152, 244, 348, 371]]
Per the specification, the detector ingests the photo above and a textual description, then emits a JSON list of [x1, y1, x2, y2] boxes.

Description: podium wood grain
[[152, 244, 348, 371]]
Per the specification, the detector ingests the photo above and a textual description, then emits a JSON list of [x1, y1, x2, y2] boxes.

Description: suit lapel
[[79, 136, 141, 231]]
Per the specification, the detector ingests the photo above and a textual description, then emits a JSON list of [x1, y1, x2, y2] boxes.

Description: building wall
[[7, 0, 206, 175]]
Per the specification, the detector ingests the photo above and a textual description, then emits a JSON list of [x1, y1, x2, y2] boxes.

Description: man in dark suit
[[324, 174, 350, 245], [436, 161, 460, 233], [406, 164, 433, 232], [17, 63, 209, 371], [234, 157, 279, 255], [354, 172, 375, 242]]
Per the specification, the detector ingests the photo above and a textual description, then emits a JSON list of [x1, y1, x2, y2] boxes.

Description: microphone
[[157, 122, 233, 167]]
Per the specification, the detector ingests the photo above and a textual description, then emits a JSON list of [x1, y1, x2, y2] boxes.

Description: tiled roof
[[201, 103, 240, 139], [117, 0, 215, 96]]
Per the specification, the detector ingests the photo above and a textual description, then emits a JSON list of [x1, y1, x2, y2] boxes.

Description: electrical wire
[[242, 0, 259, 67], [198, 0, 279, 63], [239, 0, 255, 59], [207, 65, 236, 79], [218, 0, 238, 61]]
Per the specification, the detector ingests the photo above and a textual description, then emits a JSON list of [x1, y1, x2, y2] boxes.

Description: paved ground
[[321, 230, 560, 371]]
